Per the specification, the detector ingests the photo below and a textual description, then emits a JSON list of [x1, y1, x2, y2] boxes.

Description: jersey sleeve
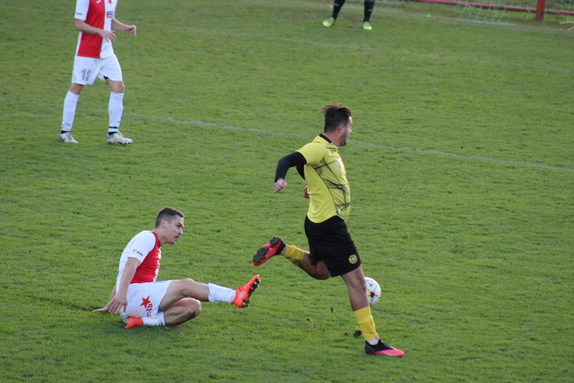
[[75, 0, 90, 21], [275, 151, 306, 181], [297, 142, 326, 165], [126, 231, 156, 263]]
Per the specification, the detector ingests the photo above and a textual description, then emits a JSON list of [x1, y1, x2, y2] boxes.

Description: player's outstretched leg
[[231, 274, 261, 308], [252, 237, 285, 266], [365, 339, 404, 357]]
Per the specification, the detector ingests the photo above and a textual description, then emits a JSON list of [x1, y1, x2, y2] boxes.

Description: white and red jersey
[[74, 0, 118, 58], [116, 231, 162, 288]]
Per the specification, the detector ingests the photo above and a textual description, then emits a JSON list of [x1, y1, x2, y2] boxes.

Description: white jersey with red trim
[[74, 0, 118, 59], [116, 231, 162, 290]]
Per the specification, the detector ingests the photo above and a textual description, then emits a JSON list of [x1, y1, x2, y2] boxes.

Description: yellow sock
[[283, 244, 305, 264], [354, 306, 379, 342]]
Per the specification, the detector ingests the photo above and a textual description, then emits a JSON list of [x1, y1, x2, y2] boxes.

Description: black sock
[[364, 0, 375, 22], [332, 0, 346, 19]]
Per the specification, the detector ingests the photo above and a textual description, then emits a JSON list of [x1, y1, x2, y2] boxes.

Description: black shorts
[[304, 215, 361, 277]]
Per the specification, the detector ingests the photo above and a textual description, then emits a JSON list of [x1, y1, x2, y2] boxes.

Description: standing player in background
[[96, 207, 261, 328], [60, 0, 136, 144], [252, 104, 404, 357], [323, 0, 376, 31]]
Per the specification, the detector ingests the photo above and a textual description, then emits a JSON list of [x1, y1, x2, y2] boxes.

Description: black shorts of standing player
[[304, 215, 361, 277]]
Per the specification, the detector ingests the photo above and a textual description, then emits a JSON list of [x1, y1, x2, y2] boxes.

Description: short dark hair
[[322, 104, 352, 133], [155, 207, 184, 228]]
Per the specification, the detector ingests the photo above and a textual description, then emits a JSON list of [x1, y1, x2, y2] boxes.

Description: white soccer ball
[[365, 277, 381, 306]]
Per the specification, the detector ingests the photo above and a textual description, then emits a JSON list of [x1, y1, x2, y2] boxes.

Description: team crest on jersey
[[349, 255, 358, 264]]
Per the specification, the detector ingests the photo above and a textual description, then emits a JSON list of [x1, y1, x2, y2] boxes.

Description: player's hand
[[100, 30, 117, 42], [303, 186, 310, 199], [94, 304, 111, 313], [126, 25, 137, 36], [94, 296, 126, 314], [273, 179, 288, 193]]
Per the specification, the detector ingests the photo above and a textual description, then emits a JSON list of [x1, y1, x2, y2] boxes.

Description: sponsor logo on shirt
[[106, 11, 114, 18]]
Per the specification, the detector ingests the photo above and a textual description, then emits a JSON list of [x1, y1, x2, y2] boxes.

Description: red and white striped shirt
[[116, 231, 162, 286], [74, 0, 117, 58]]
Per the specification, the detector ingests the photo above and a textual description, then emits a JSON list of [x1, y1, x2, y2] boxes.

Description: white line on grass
[[128, 112, 574, 173], [3, 103, 572, 173]]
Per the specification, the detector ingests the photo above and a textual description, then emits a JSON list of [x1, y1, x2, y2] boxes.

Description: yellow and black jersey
[[297, 135, 351, 223]]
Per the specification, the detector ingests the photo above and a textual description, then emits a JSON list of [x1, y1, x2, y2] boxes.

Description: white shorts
[[122, 280, 172, 318], [71, 54, 123, 85]]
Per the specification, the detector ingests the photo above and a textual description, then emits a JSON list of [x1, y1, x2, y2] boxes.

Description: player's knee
[[110, 82, 125, 93], [190, 300, 202, 317], [69, 83, 84, 95], [350, 276, 367, 294], [185, 299, 202, 320], [181, 277, 197, 286], [180, 278, 198, 294]]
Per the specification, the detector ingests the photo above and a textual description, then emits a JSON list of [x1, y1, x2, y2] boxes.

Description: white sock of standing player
[[108, 92, 124, 134], [62, 91, 79, 131]]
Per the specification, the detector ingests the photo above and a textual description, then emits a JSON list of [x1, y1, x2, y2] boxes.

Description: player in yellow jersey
[[252, 104, 403, 357]]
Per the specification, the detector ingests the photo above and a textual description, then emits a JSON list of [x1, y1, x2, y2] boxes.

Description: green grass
[[1, 0, 573, 382]]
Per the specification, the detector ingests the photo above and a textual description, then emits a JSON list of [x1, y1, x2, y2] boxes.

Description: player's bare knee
[[180, 278, 198, 294], [109, 82, 125, 93], [190, 300, 202, 318], [69, 83, 84, 95], [185, 299, 202, 320]]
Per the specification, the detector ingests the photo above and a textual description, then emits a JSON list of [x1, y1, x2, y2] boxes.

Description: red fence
[[413, 0, 574, 20]]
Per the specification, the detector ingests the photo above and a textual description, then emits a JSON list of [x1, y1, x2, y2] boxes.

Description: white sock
[[142, 312, 165, 326], [108, 92, 124, 129], [208, 283, 236, 303], [367, 338, 380, 345], [62, 91, 80, 131]]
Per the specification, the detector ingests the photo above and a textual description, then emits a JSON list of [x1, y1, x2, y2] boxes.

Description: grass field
[[1, 0, 573, 382]]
